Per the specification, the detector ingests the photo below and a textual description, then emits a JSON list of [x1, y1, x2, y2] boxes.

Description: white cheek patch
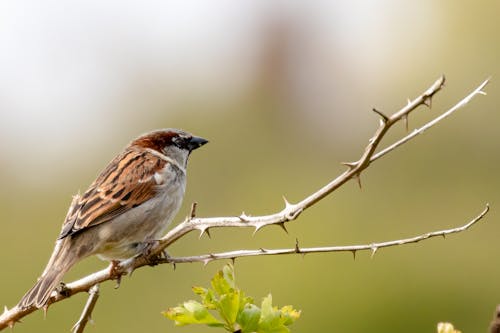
[[154, 172, 164, 185]]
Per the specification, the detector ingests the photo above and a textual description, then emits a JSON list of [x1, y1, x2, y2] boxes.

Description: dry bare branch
[[155, 204, 490, 264], [71, 284, 100, 333], [0, 76, 490, 330]]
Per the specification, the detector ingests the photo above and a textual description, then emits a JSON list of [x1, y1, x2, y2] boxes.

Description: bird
[[18, 128, 208, 309]]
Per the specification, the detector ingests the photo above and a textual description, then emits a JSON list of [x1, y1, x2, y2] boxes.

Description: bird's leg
[[108, 260, 122, 289], [138, 240, 170, 266]]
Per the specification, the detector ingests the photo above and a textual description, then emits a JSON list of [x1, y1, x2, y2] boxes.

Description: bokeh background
[[0, 1, 499, 332]]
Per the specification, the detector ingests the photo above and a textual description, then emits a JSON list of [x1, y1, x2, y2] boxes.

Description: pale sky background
[[0, 1, 447, 183]]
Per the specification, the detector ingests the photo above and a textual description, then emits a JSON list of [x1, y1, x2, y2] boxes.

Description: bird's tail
[[18, 237, 77, 309]]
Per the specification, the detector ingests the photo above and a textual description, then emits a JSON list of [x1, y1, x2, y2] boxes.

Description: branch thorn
[[282, 195, 292, 208], [199, 227, 211, 239], [341, 161, 357, 170], [423, 96, 433, 109], [354, 173, 362, 189], [239, 212, 250, 222], [253, 222, 265, 235], [277, 222, 289, 234], [372, 108, 389, 123], [295, 238, 300, 253], [351, 250, 356, 260], [189, 202, 198, 219], [370, 245, 378, 258]]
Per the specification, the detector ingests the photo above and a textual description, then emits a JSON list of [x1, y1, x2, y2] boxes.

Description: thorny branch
[[0, 76, 490, 330], [154, 204, 490, 264]]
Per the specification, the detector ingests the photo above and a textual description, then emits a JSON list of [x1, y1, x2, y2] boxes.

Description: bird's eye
[[172, 136, 190, 149]]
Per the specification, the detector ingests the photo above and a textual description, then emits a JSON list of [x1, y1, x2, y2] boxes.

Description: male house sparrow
[[19, 129, 208, 309]]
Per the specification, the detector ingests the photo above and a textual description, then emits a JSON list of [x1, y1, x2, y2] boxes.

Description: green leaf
[[222, 263, 236, 287], [163, 300, 223, 327], [218, 291, 241, 326], [260, 294, 273, 317], [192, 286, 207, 296], [257, 295, 301, 333], [193, 285, 217, 309], [164, 264, 301, 332], [238, 303, 261, 333], [211, 263, 236, 295], [258, 295, 289, 333]]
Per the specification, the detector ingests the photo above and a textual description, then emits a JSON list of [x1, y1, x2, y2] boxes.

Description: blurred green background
[[0, 1, 499, 332]]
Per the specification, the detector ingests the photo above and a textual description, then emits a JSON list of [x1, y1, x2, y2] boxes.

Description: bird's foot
[[55, 281, 71, 297], [138, 240, 170, 266], [108, 260, 122, 289]]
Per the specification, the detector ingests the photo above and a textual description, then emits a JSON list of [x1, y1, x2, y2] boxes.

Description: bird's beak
[[188, 136, 209, 151]]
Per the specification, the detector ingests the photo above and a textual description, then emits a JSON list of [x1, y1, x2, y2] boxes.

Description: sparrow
[[18, 129, 208, 309]]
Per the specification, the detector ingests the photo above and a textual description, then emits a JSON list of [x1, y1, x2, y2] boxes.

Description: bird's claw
[[109, 260, 122, 289], [55, 281, 71, 297], [139, 240, 169, 266]]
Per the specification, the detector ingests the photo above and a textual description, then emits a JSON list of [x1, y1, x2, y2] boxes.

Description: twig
[[158, 204, 489, 264], [71, 284, 100, 333], [0, 76, 490, 330], [371, 77, 489, 162]]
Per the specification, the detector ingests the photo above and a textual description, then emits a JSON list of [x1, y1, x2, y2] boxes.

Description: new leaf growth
[[163, 264, 301, 333]]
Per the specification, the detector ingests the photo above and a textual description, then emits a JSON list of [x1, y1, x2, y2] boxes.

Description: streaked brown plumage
[[59, 148, 168, 238], [19, 129, 207, 309]]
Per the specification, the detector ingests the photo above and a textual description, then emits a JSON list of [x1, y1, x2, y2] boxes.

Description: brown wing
[[58, 148, 167, 239]]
